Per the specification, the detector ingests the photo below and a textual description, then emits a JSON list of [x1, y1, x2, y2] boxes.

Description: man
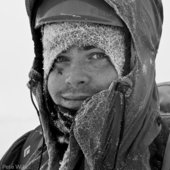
[[1, 0, 169, 170]]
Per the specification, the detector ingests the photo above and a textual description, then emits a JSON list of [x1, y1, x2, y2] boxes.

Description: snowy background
[[0, 1, 170, 158]]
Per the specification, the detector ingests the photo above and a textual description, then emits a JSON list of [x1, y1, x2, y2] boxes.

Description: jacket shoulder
[[149, 119, 170, 170], [0, 125, 42, 170], [157, 82, 170, 127], [158, 82, 170, 114]]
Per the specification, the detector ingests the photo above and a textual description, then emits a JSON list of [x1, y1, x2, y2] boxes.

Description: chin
[[61, 104, 82, 111]]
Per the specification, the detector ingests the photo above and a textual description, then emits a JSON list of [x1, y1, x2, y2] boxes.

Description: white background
[[0, 0, 170, 158]]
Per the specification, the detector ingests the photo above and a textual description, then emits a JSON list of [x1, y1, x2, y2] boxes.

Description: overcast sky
[[0, 0, 170, 158]]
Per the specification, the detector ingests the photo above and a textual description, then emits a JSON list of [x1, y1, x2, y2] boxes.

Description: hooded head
[[28, 0, 131, 134], [27, 0, 131, 78], [25, 0, 164, 169], [41, 21, 131, 134]]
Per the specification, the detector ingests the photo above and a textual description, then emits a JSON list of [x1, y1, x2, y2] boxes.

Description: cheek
[[47, 72, 64, 99], [90, 64, 118, 88]]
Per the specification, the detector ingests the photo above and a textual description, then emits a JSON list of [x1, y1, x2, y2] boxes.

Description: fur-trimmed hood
[[25, 0, 164, 169]]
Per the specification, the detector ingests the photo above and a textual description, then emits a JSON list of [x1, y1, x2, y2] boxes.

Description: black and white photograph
[[0, 0, 170, 169]]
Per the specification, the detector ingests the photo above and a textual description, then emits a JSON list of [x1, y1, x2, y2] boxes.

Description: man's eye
[[55, 56, 69, 63], [90, 53, 108, 60]]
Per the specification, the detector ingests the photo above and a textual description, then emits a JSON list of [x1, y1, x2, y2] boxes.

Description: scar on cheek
[[57, 68, 63, 75]]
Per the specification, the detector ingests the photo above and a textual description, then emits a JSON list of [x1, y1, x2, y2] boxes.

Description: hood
[[25, 0, 163, 169]]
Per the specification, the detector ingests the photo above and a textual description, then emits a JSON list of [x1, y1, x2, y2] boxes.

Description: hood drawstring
[[113, 78, 133, 168], [29, 79, 45, 170]]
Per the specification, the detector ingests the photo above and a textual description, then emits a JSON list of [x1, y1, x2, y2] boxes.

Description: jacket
[[1, 0, 168, 170], [1, 82, 170, 170]]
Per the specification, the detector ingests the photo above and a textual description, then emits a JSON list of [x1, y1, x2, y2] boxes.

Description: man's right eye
[[55, 56, 69, 63]]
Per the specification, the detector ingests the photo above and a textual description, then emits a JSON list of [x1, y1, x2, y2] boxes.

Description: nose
[[65, 66, 90, 88]]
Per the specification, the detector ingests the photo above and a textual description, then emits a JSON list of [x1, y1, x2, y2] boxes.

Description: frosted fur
[[41, 22, 126, 77]]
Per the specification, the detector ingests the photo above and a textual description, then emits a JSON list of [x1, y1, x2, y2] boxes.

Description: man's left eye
[[90, 53, 108, 60]]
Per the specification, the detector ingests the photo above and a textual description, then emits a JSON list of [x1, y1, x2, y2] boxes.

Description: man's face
[[47, 45, 118, 110]]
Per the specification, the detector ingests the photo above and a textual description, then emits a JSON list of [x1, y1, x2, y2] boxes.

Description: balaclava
[[41, 22, 128, 141]]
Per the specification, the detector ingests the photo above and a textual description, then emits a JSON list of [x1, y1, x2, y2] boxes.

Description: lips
[[62, 94, 91, 100], [59, 94, 92, 110]]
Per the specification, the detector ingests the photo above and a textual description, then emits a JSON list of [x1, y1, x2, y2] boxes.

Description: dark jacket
[[0, 121, 169, 170]]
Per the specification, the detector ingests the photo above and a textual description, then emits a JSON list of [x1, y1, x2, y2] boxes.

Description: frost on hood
[[41, 22, 126, 78]]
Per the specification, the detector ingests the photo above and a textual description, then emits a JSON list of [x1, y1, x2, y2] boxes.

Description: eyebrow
[[82, 45, 96, 51], [61, 45, 96, 54]]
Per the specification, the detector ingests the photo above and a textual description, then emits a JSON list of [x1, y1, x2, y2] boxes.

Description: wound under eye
[[58, 68, 63, 75]]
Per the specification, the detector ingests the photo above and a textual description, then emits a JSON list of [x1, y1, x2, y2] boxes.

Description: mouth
[[62, 94, 91, 101], [59, 94, 92, 110]]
